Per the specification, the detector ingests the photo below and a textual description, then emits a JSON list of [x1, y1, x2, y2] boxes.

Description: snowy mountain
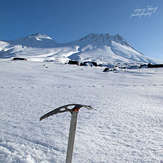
[[0, 33, 155, 64]]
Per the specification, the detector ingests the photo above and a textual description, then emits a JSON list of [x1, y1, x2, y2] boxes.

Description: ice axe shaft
[[66, 110, 78, 163]]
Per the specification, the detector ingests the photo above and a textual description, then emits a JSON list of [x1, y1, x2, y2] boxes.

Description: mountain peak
[[80, 33, 110, 40], [112, 34, 129, 46], [75, 33, 129, 47], [76, 33, 111, 46], [77, 33, 127, 43], [9, 33, 57, 48], [27, 33, 53, 41], [113, 34, 125, 42]]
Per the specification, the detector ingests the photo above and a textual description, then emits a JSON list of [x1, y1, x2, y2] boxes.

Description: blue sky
[[0, 0, 163, 60]]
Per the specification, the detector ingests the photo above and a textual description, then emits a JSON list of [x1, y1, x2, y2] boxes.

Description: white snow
[[0, 60, 163, 162], [0, 41, 9, 51]]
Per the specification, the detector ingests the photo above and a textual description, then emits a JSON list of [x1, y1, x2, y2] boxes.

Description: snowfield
[[0, 60, 163, 163]]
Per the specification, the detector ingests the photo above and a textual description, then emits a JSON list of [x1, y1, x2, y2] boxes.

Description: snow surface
[[0, 60, 163, 162], [0, 33, 155, 64]]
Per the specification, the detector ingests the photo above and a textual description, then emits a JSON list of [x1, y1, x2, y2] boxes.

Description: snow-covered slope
[[66, 33, 153, 64], [0, 60, 163, 162], [0, 33, 154, 64], [9, 33, 57, 48]]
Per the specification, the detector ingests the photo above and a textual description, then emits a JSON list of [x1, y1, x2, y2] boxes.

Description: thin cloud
[[131, 6, 158, 18]]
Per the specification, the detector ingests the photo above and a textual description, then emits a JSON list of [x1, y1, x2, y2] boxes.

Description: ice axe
[[40, 104, 93, 163]]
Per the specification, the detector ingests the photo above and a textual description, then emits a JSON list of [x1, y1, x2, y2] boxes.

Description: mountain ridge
[[0, 33, 155, 64]]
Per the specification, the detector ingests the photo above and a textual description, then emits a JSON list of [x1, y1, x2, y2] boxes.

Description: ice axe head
[[40, 104, 93, 121]]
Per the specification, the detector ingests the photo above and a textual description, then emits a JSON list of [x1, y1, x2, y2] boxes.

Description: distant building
[[148, 63, 163, 68], [12, 57, 27, 61], [68, 60, 80, 65]]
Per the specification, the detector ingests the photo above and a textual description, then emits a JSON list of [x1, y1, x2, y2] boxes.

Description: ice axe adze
[[40, 104, 93, 163]]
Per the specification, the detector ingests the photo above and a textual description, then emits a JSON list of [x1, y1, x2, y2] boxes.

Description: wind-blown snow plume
[[131, 6, 158, 18]]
